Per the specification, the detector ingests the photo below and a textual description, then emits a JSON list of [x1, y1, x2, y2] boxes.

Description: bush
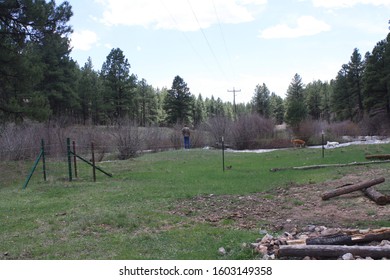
[[204, 116, 234, 144], [0, 122, 44, 160], [115, 123, 142, 160], [231, 114, 274, 150], [327, 121, 361, 138], [359, 114, 390, 136]]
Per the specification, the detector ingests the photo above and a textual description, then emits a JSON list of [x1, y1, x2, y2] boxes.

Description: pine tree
[[285, 73, 307, 130], [0, 0, 73, 122], [305, 80, 324, 120], [137, 79, 158, 126], [269, 92, 285, 124], [363, 34, 390, 117], [347, 48, 365, 120], [332, 64, 352, 120], [193, 94, 206, 128], [251, 83, 270, 118], [163, 76, 193, 125], [77, 57, 103, 124], [100, 48, 136, 123]]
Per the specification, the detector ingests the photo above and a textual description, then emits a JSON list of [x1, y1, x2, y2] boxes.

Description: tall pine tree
[[285, 73, 307, 130], [251, 83, 270, 118], [163, 76, 193, 125], [100, 48, 137, 124]]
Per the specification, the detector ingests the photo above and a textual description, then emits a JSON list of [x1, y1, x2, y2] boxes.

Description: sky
[[68, 0, 390, 103]]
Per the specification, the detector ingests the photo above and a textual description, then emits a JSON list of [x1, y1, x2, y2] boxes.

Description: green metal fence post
[[91, 142, 96, 182], [41, 139, 47, 181], [67, 138, 72, 182], [72, 140, 78, 178], [222, 136, 225, 172], [22, 150, 43, 189]]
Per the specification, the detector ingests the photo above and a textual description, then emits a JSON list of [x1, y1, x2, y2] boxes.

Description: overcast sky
[[68, 0, 390, 103]]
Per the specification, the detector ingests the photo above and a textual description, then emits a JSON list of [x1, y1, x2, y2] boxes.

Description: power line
[[186, 0, 228, 80], [212, 0, 235, 80], [159, 0, 214, 75]]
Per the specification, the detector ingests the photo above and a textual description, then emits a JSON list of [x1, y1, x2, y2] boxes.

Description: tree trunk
[[321, 177, 385, 200], [278, 245, 390, 259], [362, 187, 389, 205]]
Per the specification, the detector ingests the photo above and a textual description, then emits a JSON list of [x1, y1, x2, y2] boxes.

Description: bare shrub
[[115, 123, 142, 160], [231, 114, 274, 150], [327, 121, 361, 138], [359, 114, 390, 136], [141, 126, 172, 152], [188, 129, 210, 148], [68, 126, 112, 162], [170, 124, 183, 150], [0, 122, 44, 160], [294, 120, 361, 145], [205, 116, 233, 142], [294, 120, 326, 145]]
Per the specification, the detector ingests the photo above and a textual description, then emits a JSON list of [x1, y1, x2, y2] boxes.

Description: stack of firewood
[[321, 177, 390, 205], [252, 226, 390, 260]]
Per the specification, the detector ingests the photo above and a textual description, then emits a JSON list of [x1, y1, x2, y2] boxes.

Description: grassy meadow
[[1, 143, 390, 260]]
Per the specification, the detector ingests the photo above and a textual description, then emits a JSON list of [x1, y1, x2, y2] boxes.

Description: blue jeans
[[184, 136, 190, 149]]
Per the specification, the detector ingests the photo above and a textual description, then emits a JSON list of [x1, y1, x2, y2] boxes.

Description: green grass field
[[1, 144, 390, 259]]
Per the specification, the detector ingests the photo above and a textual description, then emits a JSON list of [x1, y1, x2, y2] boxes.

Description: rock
[[298, 234, 309, 240], [321, 228, 341, 236], [262, 254, 275, 260], [342, 253, 354, 260], [380, 240, 390, 247], [315, 226, 327, 232], [305, 225, 316, 232], [250, 243, 260, 248], [259, 229, 268, 235], [256, 245, 268, 255], [218, 247, 226, 256], [261, 234, 274, 243]]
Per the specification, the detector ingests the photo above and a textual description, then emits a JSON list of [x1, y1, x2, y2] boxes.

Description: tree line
[[1, 1, 390, 133]]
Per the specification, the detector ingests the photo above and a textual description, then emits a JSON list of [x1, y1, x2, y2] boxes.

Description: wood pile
[[251, 226, 390, 260]]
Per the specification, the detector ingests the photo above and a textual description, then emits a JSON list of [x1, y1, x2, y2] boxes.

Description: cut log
[[366, 154, 390, 160], [351, 230, 390, 243], [277, 245, 390, 259], [321, 177, 385, 200], [306, 234, 353, 245], [362, 187, 389, 205]]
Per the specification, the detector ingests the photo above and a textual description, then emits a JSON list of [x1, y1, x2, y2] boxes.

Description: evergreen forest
[[1, 1, 390, 136]]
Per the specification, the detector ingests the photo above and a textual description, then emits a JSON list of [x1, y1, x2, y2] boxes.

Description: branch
[[270, 160, 390, 172]]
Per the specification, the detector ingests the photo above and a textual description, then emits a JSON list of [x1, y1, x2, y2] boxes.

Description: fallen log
[[321, 177, 385, 200], [270, 160, 390, 172], [277, 245, 390, 259], [366, 154, 390, 160], [306, 229, 390, 245], [306, 234, 353, 245], [352, 230, 390, 243], [362, 187, 389, 205]]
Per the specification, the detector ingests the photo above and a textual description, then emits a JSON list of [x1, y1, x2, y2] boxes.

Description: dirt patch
[[170, 171, 390, 232]]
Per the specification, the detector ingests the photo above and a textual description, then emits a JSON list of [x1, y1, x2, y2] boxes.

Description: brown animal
[[291, 139, 305, 148]]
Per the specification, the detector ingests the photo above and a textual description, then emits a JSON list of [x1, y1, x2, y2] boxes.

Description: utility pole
[[227, 87, 241, 117]]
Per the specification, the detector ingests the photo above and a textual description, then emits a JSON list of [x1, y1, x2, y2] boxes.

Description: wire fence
[[0, 137, 215, 190]]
